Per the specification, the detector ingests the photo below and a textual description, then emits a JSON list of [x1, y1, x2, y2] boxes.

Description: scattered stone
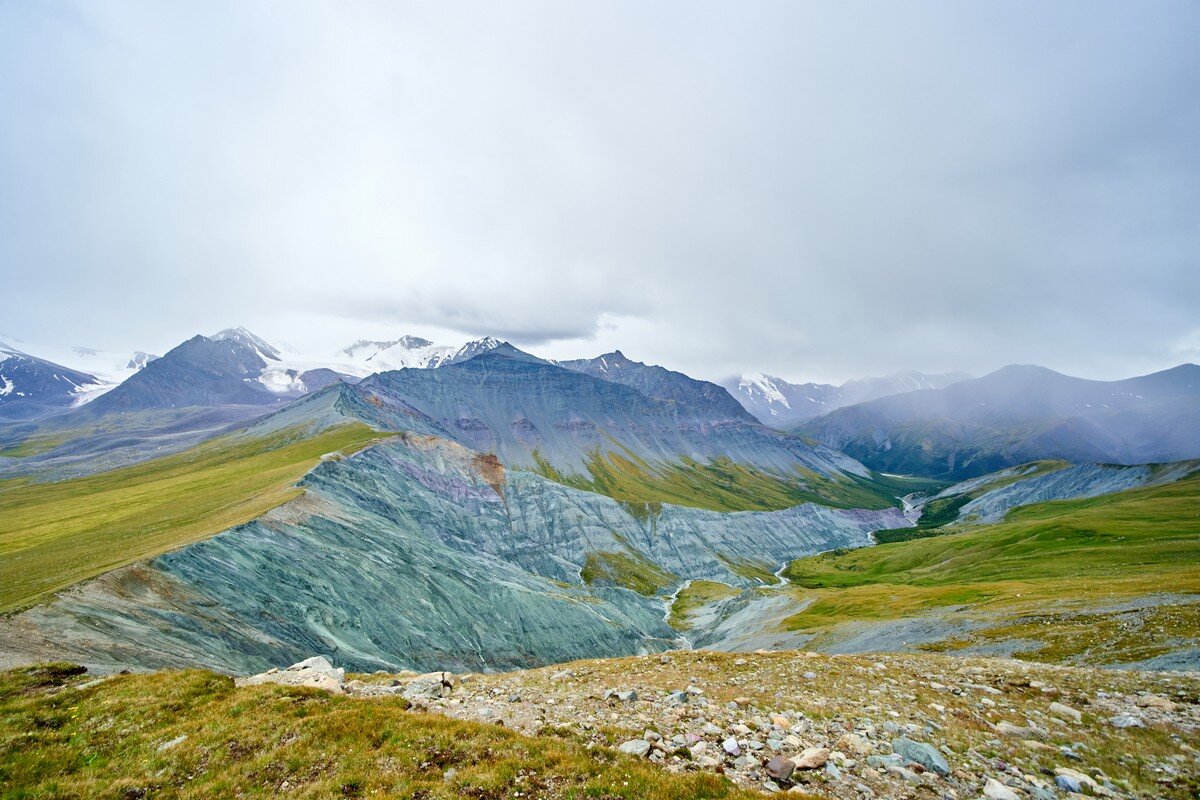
[[792, 746, 829, 770], [836, 732, 873, 756], [1049, 701, 1082, 723], [1135, 693, 1175, 711], [236, 656, 345, 694], [404, 671, 456, 701], [1109, 714, 1144, 729], [892, 737, 950, 777], [984, 777, 1020, 800], [995, 721, 1042, 739], [156, 734, 187, 752], [604, 689, 638, 703], [722, 736, 741, 756], [885, 764, 923, 784], [618, 739, 651, 758], [1054, 767, 1100, 794], [766, 754, 795, 782]]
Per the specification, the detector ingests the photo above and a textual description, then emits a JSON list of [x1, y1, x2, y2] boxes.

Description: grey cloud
[[1, 1, 1198, 383]]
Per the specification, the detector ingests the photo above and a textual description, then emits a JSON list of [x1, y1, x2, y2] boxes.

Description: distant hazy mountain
[[0, 342, 101, 420], [559, 350, 753, 422], [724, 369, 971, 426], [798, 363, 1200, 479]]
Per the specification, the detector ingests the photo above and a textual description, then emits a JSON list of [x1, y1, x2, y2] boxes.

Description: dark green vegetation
[[531, 448, 909, 514], [779, 472, 1200, 661], [0, 424, 384, 613], [0, 664, 763, 800]]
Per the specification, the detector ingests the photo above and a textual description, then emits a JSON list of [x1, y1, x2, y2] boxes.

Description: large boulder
[[892, 737, 950, 777], [236, 656, 345, 694], [403, 671, 457, 701]]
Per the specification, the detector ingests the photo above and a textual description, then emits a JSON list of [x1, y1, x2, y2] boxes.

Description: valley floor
[[3, 649, 1197, 799]]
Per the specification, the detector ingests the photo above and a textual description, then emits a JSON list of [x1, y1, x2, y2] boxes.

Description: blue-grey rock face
[[14, 433, 904, 673], [0, 342, 99, 420]]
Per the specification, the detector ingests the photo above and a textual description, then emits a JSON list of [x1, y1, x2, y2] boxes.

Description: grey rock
[[618, 739, 651, 758], [984, 777, 1020, 800], [892, 737, 950, 777], [1109, 714, 1144, 728], [765, 755, 794, 782]]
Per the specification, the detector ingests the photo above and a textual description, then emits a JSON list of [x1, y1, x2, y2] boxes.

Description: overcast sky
[[2, 1, 1198, 384]]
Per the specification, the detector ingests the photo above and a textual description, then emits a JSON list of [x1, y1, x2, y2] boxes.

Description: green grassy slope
[[0, 424, 383, 613], [784, 471, 1200, 588], [777, 473, 1200, 661], [530, 448, 924, 513], [0, 664, 762, 800]]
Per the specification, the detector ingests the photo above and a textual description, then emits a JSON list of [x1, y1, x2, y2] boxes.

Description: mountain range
[[2, 324, 1199, 678], [723, 370, 971, 427], [799, 363, 1200, 479], [4, 328, 1199, 485]]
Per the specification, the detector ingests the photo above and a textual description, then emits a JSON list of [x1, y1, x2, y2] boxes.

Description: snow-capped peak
[[440, 337, 503, 366], [212, 326, 281, 361], [738, 373, 791, 410]]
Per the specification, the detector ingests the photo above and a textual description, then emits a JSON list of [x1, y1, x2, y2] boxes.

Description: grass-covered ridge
[[784, 471, 1200, 589], [777, 473, 1200, 662], [0, 663, 761, 800], [0, 423, 384, 613], [530, 447, 918, 513], [580, 550, 678, 596]]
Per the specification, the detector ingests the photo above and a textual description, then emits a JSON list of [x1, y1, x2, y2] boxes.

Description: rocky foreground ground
[[240, 649, 1200, 799]]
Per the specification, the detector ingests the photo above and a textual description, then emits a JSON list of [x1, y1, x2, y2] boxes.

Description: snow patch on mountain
[[253, 333, 504, 396]]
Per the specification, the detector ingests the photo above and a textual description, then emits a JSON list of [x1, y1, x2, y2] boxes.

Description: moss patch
[[580, 550, 678, 596]]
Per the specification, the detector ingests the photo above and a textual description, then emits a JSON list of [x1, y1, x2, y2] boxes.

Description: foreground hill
[[798, 363, 1200, 479], [3, 649, 1197, 799]]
